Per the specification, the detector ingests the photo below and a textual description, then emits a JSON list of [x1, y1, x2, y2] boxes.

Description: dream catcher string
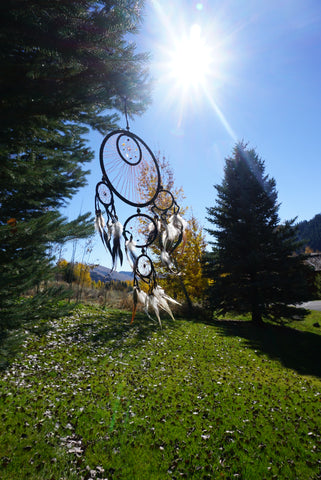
[[94, 101, 187, 326]]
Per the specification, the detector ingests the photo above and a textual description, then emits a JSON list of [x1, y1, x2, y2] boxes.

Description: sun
[[168, 24, 213, 90], [151, 0, 235, 137]]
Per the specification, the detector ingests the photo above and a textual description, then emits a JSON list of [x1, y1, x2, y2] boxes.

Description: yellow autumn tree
[[57, 259, 92, 287], [57, 258, 68, 270], [137, 153, 207, 303], [177, 216, 208, 301], [56, 258, 76, 283], [73, 262, 92, 287]]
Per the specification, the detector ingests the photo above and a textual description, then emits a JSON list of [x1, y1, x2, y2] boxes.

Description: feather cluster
[[95, 188, 188, 328], [95, 211, 112, 256], [160, 249, 175, 271], [110, 220, 123, 270], [131, 285, 180, 327], [125, 237, 137, 270], [160, 212, 188, 271], [95, 212, 123, 270]]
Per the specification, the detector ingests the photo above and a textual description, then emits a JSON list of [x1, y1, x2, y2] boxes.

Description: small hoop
[[123, 213, 158, 248], [135, 254, 154, 279]]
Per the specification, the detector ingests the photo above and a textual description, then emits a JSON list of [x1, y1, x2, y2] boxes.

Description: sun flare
[[152, 0, 235, 138], [168, 24, 213, 89]]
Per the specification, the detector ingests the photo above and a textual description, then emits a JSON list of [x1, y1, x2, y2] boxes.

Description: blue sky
[[63, 0, 321, 268]]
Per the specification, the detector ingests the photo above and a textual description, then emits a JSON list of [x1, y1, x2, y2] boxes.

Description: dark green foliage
[[0, 1, 151, 332], [0, 0, 151, 133], [296, 213, 321, 252], [57, 260, 77, 284], [205, 143, 311, 324], [313, 272, 321, 298], [103, 280, 131, 291]]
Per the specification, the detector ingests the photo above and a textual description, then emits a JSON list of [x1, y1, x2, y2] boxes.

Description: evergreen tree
[[296, 214, 321, 252], [205, 143, 310, 324], [0, 1, 151, 331]]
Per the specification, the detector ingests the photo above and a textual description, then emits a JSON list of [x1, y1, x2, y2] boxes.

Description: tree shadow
[[0, 308, 179, 370], [68, 309, 178, 354], [211, 319, 321, 379]]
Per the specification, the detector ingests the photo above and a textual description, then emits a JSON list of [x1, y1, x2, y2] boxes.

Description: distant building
[[305, 253, 321, 298], [305, 253, 321, 272]]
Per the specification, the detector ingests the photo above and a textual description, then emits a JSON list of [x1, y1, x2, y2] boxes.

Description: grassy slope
[[0, 306, 320, 479]]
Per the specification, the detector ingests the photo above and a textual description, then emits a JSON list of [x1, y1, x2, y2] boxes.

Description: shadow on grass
[[212, 320, 321, 379], [70, 309, 178, 353], [0, 307, 179, 370]]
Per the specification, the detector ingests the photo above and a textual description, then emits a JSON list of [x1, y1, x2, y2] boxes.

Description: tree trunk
[[178, 275, 193, 314], [250, 276, 264, 325], [173, 258, 193, 315], [251, 308, 264, 325]]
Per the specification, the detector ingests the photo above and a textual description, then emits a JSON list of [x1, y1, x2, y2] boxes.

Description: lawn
[[0, 305, 320, 479]]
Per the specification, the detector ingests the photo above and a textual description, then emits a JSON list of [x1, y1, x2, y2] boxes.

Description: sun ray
[[203, 88, 237, 140]]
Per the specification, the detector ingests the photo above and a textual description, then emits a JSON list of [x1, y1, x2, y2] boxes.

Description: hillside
[[90, 264, 133, 283], [296, 213, 321, 251]]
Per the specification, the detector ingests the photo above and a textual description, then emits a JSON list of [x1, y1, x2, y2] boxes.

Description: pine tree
[[205, 143, 310, 324], [296, 214, 321, 252], [0, 1, 151, 331]]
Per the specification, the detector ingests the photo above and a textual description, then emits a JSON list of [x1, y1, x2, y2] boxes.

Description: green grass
[[292, 310, 321, 334], [216, 309, 321, 332], [1, 305, 321, 479]]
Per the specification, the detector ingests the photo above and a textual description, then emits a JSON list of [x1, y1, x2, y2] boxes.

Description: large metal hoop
[[100, 130, 161, 207]]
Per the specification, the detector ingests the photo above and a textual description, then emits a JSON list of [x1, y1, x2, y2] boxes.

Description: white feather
[[112, 220, 123, 238], [147, 219, 161, 244], [136, 288, 148, 306], [154, 286, 181, 321], [107, 221, 113, 240], [162, 222, 178, 250], [154, 286, 181, 306], [160, 249, 175, 270], [125, 238, 137, 269], [147, 294, 162, 327], [148, 219, 161, 231], [110, 220, 124, 271], [153, 288, 174, 321], [94, 211, 105, 232], [169, 213, 188, 232]]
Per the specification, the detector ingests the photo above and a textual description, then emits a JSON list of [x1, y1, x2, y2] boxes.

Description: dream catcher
[[94, 115, 187, 326]]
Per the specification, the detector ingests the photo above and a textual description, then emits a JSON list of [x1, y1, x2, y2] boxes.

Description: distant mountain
[[90, 265, 134, 283], [296, 213, 321, 251]]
